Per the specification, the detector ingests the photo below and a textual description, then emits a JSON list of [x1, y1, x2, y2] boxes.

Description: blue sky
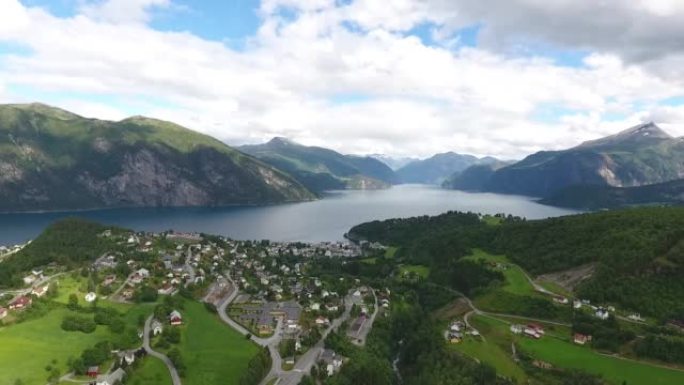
[[1, 0, 684, 158]]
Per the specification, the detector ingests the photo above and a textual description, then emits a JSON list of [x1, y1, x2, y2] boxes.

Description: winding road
[[144, 316, 182, 385]]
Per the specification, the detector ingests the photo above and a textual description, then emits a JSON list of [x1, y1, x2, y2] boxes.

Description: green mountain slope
[[396, 152, 489, 184], [470, 123, 684, 197], [442, 160, 511, 190], [238, 137, 397, 193], [0, 103, 314, 211], [348, 207, 684, 319], [540, 179, 684, 209]]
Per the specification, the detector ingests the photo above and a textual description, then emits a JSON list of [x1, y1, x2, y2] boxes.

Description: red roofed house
[[169, 310, 183, 326], [524, 324, 544, 339], [573, 333, 591, 345], [86, 366, 99, 378], [9, 296, 32, 310]]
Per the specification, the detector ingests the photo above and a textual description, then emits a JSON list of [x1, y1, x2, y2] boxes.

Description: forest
[[348, 207, 684, 320]]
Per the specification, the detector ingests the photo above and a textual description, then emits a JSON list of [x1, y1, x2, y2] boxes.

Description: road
[[2, 272, 65, 302], [184, 246, 196, 287], [350, 289, 379, 346], [215, 277, 363, 385], [215, 276, 284, 383], [144, 316, 182, 385], [261, 290, 355, 385]]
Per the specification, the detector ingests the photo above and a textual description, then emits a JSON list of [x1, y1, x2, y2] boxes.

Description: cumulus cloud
[[0, 0, 683, 159]]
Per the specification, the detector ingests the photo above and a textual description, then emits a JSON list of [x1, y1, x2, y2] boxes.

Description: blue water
[[0, 185, 578, 246]]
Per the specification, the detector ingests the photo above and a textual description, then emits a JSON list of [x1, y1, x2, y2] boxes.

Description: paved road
[[184, 246, 196, 287], [262, 291, 355, 385], [215, 276, 284, 383], [144, 316, 182, 385]]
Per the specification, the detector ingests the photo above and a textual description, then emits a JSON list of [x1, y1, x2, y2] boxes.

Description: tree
[[67, 294, 79, 310]]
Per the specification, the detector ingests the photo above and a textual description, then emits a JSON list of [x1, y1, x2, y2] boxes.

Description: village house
[[315, 316, 330, 326], [510, 324, 523, 334], [85, 292, 97, 303], [9, 295, 32, 310], [553, 296, 568, 304], [102, 275, 117, 287], [157, 284, 175, 296], [86, 366, 100, 378], [573, 333, 591, 345], [595, 308, 610, 320], [151, 319, 164, 335], [169, 310, 183, 326], [96, 367, 126, 385], [31, 284, 49, 298], [319, 349, 344, 376], [524, 324, 544, 339]]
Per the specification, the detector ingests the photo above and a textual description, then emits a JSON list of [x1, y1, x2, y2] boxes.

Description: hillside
[[395, 152, 489, 184], [0, 218, 122, 287], [442, 161, 511, 191], [474, 123, 684, 197], [540, 179, 684, 209], [239, 137, 397, 193], [348, 207, 684, 319], [0, 104, 314, 211]]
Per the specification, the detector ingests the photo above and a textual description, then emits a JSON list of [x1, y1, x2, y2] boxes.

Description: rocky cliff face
[[0, 103, 314, 211], [478, 123, 684, 197]]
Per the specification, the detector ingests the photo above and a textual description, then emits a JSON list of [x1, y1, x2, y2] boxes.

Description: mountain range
[[0, 103, 314, 212], [394, 152, 497, 184], [444, 122, 684, 208], [239, 137, 397, 193]]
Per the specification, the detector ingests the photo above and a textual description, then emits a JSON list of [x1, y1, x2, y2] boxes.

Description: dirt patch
[[537, 263, 596, 292], [433, 297, 471, 320]]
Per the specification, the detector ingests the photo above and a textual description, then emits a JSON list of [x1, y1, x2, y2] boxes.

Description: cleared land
[[0, 307, 114, 385], [177, 301, 260, 385], [399, 264, 430, 278], [472, 314, 684, 385], [464, 249, 537, 297], [128, 356, 173, 385]]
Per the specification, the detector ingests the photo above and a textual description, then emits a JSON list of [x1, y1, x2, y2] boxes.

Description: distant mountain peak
[[267, 136, 297, 146], [577, 122, 671, 149]]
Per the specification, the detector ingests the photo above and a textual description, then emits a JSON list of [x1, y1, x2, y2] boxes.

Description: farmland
[[175, 301, 259, 385]]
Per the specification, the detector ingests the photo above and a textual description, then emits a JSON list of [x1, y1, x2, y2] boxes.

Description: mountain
[[466, 122, 684, 197], [442, 160, 511, 191], [0, 103, 314, 211], [396, 152, 494, 184], [540, 179, 684, 209], [369, 154, 418, 170], [239, 137, 397, 193]]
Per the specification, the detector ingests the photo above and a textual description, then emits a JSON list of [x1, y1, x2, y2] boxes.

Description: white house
[[595, 308, 609, 320], [151, 320, 163, 335]]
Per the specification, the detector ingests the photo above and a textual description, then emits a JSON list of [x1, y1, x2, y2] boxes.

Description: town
[[0, 225, 386, 385]]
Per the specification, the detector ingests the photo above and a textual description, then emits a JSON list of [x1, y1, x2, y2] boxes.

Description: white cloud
[[0, 0, 683, 160], [79, 0, 172, 24]]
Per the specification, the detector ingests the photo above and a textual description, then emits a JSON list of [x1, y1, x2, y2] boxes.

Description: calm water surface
[[0, 185, 578, 245]]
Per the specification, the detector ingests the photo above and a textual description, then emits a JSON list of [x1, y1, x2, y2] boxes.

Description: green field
[[400, 264, 430, 278], [451, 337, 526, 382], [385, 246, 398, 258], [464, 249, 537, 297], [470, 314, 684, 385], [178, 301, 260, 385], [0, 307, 114, 385], [128, 357, 173, 385]]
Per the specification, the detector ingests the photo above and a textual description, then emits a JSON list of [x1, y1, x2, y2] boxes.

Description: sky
[[2, 0, 684, 159]]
